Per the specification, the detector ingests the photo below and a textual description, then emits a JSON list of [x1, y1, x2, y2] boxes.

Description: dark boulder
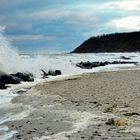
[[76, 61, 106, 69], [0, 75, 21, 84], [91, 62, 106, 67], [104, 61, 111, 65], [0, 82, 7, 89], [48, 70, 62, 76], [76, 61, 92, 69], [55, 70, 62, 75], [41, 69, 62, 78], [48, 70, 56, 76], [76, 61, 138, 69], [13, 72, 34, 82]]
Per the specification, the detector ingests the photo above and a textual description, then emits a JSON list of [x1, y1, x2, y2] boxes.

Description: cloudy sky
[[0, 0, 140, 52]]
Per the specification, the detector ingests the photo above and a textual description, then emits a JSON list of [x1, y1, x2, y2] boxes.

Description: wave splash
[[0, 26, 50, 77], [0, 25, 140, 78], [0, 26, 23, 74]]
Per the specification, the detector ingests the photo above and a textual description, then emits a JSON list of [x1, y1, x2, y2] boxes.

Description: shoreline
[[1, 69, 140, 140]]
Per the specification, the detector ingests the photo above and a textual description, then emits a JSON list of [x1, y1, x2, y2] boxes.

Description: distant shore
[[3, 69, 140, 140]]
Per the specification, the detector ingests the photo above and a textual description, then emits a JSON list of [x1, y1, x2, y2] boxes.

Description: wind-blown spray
[[0, 26, 22, 74]]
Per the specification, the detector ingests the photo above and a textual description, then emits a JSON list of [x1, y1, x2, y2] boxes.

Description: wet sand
[[3, 70, 140, 140]]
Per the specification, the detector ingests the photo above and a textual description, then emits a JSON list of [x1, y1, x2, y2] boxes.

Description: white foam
[[1, 25, 140, 139], [1, 25, 140, 77], [37, 110, 117, 140], [0, 125, 17, 140]]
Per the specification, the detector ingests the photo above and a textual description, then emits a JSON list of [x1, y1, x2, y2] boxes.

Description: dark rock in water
[[55, 70, 62, 75], [120, 56, 131, 60], [41, 69, 49, 79], [0, 72, 34, 89], [48, 70, 62, 76], [76, 61, 138, 69], [104, 61, 111, 65], [92, 62, 106, 67], [48, 70, 57, 76], [41, 69, 62, 78], [0, 82, 7, 89], [13, 72, 34, 82], [76, 61, 106, 69], [76, 61, 93, 69], [0, 75, 21, 84]]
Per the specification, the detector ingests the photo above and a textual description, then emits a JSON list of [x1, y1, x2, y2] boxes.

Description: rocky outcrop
[[48, 70, 62, 76], [0, 72, 34, 89], [76, 61, 137, 69], [120, 56, 131, 60], [0, 82, 7, 89], [12, 72, 34, 82], [41, 69, 62, 78], [0, 74, 21, 84], [72, 31, 140, 53]]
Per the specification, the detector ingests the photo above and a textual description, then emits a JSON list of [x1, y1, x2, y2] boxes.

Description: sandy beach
[[2, 69, 140, 140]]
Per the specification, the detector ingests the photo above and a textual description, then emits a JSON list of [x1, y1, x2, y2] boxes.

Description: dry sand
[[3, 70, 140, 140]]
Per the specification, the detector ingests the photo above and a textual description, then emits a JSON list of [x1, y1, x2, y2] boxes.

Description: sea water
[[0, 25, 140, 139], [1, 24, 140, 111]]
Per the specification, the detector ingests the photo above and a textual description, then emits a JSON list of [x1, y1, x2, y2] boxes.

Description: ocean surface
[[0, 27, 140, 139]]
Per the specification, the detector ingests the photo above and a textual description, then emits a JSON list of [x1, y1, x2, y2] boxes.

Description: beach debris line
[[106, 118, 133, 126], [41, 69, 62, 78], [76, 61, 138, 69], [0, 72, 34, 89]]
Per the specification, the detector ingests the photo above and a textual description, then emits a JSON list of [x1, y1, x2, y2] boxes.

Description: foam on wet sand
[[1, 70, 140, 140]]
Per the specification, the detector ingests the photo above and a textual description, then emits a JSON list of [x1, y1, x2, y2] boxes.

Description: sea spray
[[0, 27, 84, 77], [0, 25, 140, 78], [0, 26, 49, 77], [0, 26, 23, 74]]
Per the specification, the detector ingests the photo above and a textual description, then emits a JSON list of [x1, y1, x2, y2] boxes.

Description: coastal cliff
[[72, 31, 140, 53]]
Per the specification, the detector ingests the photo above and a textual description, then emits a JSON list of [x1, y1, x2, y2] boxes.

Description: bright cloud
[[0, 0, 140, 51], [112, 16, 140, 30], [103, 0, 140, 11]]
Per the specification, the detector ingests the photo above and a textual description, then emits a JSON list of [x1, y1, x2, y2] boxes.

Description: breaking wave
[[0, 25, 140, 78]]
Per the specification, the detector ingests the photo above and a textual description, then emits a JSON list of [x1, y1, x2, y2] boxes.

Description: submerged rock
[[76, 61, 137, 69]]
